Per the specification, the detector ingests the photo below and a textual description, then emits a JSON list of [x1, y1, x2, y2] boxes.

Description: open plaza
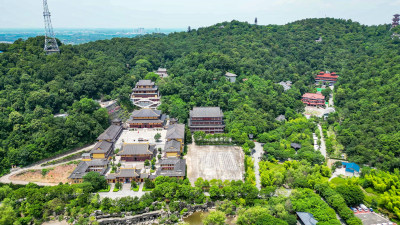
[[186, 144, 245, 185]]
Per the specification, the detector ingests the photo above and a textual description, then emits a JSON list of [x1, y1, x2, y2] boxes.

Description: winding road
[[0, 144, 95, 186]]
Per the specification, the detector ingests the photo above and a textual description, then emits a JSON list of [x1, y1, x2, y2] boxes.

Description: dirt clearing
[[10, 164, 77, 184]]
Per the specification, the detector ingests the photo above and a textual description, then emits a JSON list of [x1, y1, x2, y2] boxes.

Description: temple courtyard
[[186, 144, 245, 185]]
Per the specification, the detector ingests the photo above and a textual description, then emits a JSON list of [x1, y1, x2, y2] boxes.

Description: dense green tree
[[336, 184, 365, 206], [83, 171, 107, 192], [203, 210, 226, 225]]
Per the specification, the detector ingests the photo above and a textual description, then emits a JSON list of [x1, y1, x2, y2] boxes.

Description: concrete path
[[317, 124, 327, 160], [253, 142, 263, 190], [0, 144, 96, 186], [98, 183, 148, 199]]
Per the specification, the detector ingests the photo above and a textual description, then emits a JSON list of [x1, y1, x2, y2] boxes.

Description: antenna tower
[[43, 0, 59, 54]]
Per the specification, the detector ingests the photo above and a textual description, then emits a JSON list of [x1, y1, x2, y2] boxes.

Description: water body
[[0, 28, 185, 45]]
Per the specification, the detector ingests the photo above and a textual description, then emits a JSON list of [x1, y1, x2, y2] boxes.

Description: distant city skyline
[[1, 0, 399, 29]]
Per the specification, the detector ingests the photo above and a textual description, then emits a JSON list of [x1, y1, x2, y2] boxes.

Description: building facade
[[155, 68, 168, 78], [68, 159, 108, 184], [90, 141, 113, 159], [131, 80, 161, 109], [315, 71, 338, 85], [156, 158, 186, 179], [301, 93, 325, 107], [126, 108, 166, 128], [188, 107, 225, 134], [224, 72, 237, 83], [117, 143, 156, 162]]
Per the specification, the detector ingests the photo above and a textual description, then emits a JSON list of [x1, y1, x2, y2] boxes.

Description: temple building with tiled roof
[[117, 143, 156, 162], [130, 80, 161, 109], [301, 93, 325, 107], [156, 158, 186, 179], [315, 71, 338, 85], [68, 159, 109, 184], [126, 108, 166, 128], [188, 107, 225, 134]]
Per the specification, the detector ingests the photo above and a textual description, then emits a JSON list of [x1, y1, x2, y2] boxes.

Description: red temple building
[[315, 71, 339, 85], [188, 107, 225, 134], [302, 93, 325, 107]]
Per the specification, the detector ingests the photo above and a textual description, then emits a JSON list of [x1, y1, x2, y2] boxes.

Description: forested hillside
[[0, 18, 399, 176]]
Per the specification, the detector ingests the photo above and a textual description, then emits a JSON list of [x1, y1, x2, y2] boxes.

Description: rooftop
[[131, 108, 161, 118], [296, 212, 318, 225], [164, 140, 181, 153], [225, 72, 237, 77], [136, 80, 154, 86], [118, 143, 155, 156], [68, 159, 108, 179], [157, 68, 167, 72], [302, 93, 325, 100], [342, 162, 360, 173], [190, 107, 223, 118], [157, 158, 186, 177], [166, 124, 185, 139], [97, 125, 123, 142], [90, 141, 113, 154]]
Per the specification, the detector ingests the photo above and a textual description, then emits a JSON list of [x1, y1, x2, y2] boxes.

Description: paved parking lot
[[186, 143, 244, 185], [355, 212, 394, 225]]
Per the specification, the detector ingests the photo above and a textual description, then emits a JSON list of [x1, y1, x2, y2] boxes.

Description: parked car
[[352, 208, 357, 213], [369, 208, 374, 212], [358, 207, 363, 211], [364, 208, 369, 212]]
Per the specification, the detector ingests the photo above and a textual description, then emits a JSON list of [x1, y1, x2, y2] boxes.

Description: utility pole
[[255, 17, 258, 25], [43, 0, 60, 54]]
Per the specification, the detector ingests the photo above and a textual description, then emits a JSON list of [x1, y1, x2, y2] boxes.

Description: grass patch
[[41, 150, 90, 167], [329, 177, 347, 187], [131, 186, 139, 191], [41, 168, 54, 176], [98, 185, 111, 192], [113, 187, 119, 192], [142, 187, 153, 192]]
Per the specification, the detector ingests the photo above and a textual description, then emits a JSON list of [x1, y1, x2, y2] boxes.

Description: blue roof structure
[[342, 162, 360, 173], [296, 212, 318, 225]]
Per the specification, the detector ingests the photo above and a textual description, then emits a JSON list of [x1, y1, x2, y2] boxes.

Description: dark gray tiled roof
[[68, 159, 108, 179], [166, 124, 185, 139], [117, 169, 140, 178], [118, 143, 155, 155], [131, 108, 161, 118], [296, 212, 318, 225], [164, 140, 181, 153], [140, 173, 149, 179], [157, 158, 186, 177], [97, 125, 122, 142], [275, 115, 286, 122], [90, 141, 113, 154], [136, 80, 154, 86], [291, 143, 302, 149], [190, 107, 223, 118], [127, 119, 164, 124]]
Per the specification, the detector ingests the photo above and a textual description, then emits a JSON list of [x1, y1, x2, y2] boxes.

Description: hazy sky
[[1, 0, 399, 28]]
